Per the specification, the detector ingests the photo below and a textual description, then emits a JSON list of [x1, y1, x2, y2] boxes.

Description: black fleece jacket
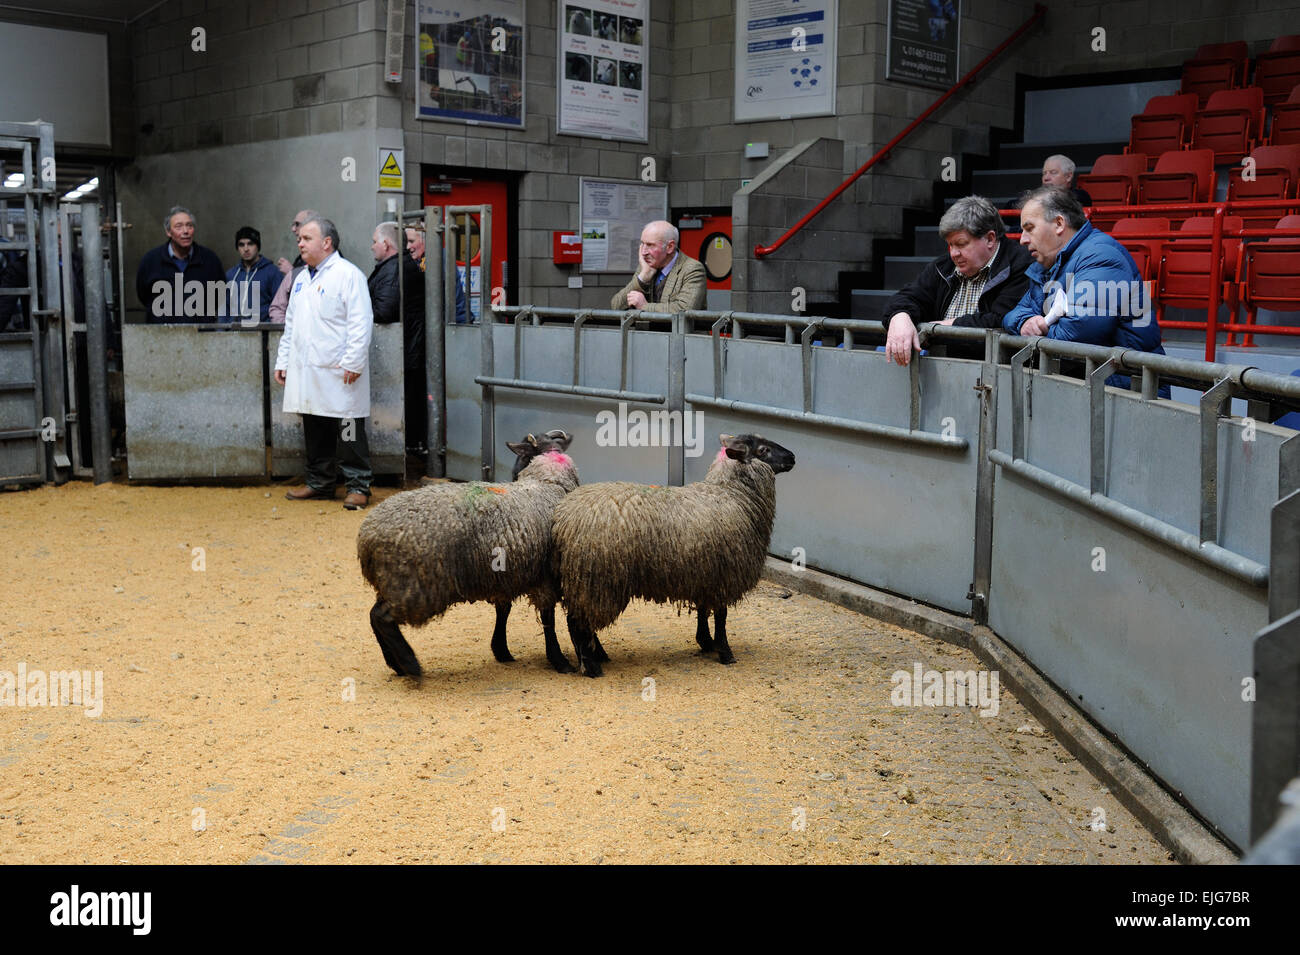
[[880, 235, 1033, 329]]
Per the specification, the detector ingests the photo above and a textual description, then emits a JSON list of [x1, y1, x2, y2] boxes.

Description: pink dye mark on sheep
[[544, 451, 574, 467], [714, 447, 727, 463]]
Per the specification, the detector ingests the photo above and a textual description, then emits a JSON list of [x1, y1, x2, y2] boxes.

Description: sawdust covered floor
[[0, 482, 1173, 864]]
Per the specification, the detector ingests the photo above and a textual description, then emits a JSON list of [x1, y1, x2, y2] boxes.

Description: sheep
[[357, 430, 580, 678], [553, 433, 796, 676]]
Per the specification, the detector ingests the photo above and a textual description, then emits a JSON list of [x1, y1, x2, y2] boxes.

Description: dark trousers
[[404, 365, 428, 451], [302, 413, 371, 494]]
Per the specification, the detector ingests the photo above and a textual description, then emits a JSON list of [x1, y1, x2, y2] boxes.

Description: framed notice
[[579, 177, 668, 273], [414, 0, 525, 127], [734, 0, 837, 123], [886, 0, 961, 90], [557, 0, 649, 142]]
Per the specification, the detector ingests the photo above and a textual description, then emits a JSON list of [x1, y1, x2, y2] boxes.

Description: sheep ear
[[721, 434, 751, 462], [506, 441, 533, 458], [525, 433, 537, 445], [548, 430, 573, 450]]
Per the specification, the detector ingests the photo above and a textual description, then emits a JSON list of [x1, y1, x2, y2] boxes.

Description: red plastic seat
[[1254, 36, 1300, 105], [1128, 94, 1199, 167], [1181, 41, 1249, 106], [1271, 85, 1300, 146], [1110, 217, 1171, 281], [1191, 87, 1266, 163], [1227, 144, 1300, 228], [1078, 153, 1148, 230], [1156, 215, 1244, 339], [1137, 149, 1217, 212], [1238, 215, 1300, 345]]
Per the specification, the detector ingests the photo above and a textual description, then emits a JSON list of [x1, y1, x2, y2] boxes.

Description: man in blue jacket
[[135, 206, 225, 323], [224, 226, 281, 324], [1003, 187, 1166, 392]]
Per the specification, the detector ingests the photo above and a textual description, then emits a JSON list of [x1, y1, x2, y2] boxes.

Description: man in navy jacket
[[223, 226, 281, 324], [135, 206, 225, 323]]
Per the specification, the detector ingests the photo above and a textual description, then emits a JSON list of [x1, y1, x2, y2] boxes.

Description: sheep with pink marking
[[552, 433, 796, 676]]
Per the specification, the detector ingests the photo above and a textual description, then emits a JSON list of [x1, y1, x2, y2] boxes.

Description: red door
[[422, 172, 511, 314], [678, 215, 733, 291]]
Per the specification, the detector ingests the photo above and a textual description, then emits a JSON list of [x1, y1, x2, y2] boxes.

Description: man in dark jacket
[[135, 206, 225, 323], [223, 226, 281, 324], [369, 222, 428, 453], [883, 196, 1033, 365]]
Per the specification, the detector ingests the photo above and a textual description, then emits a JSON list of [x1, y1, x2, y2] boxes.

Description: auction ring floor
[[1, 482, 1172, 864]]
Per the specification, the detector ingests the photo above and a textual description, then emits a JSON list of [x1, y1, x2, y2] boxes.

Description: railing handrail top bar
[[999, 197, 1300, 216], [495, 304, 1300, 399]]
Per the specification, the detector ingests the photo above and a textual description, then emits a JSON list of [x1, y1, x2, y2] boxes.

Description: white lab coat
[[275, 251, 373, 419]]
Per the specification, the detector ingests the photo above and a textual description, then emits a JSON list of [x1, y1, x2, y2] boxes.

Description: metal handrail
[[753, 3, 1047, 258]]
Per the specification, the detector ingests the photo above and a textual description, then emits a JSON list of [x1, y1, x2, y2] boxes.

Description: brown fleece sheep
[[553, 433, 795, 676], [357, 431, 579, 677]]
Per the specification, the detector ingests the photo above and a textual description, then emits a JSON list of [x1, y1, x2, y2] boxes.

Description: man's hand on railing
[[885, 312, 921, 365], [1019, 315, 1049, 337]]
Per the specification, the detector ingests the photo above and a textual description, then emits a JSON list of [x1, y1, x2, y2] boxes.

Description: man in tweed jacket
[[611, 220, 707, 312]]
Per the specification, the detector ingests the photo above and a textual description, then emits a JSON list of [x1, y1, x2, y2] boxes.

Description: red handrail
[[754, 3, 1046, 258]]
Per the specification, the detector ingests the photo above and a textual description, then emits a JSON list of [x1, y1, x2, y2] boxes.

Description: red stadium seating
[[1239, 214, 1300, 343], [1191, 87, 1266, 163], [1137, 149, 1217, 212], [1181, 41, 1249, 106], [1271, 85, 1300, 146], [1110, 217, 1170, 282], [1078, 153, 1148, 230], [1254, 36, 1300, 105], [1155, 215, 1244, 332], [1128, 94, 1199, 166], [1227, 144, 1300, 228]]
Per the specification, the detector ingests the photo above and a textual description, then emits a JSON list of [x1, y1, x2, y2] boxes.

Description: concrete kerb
[[762, 556, 1239, 865]]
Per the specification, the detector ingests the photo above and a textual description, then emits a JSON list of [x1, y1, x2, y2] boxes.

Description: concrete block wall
[[732, 138, 868, 314], [130, 0, 386, 156], [390, 0, 674, 309]]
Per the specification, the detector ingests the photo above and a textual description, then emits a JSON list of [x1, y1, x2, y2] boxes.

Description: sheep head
[[507, 430, 575, 480], [719, 433, 796, 474]]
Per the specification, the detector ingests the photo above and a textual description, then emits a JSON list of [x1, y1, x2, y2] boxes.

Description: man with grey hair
[[1041, 154, 1092, 207], [882, 196, 1033, 365], [135, 205, 225, 323], [369, 221, 428, 452], [276, 216, 376, 509], [611, 219, 707, 312]]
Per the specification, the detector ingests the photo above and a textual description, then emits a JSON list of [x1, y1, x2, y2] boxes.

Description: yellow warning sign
[[378, 148, 404, 191]]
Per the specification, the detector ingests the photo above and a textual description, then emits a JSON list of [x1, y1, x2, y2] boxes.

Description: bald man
[[611, 220, 707, 312]]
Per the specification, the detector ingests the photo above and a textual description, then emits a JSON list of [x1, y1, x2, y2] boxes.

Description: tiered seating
[[1155, 216, 1244, 329], [1111, 217, 1170, 281], [1137, 149, 1217, 220], [1254, 36, 1300, 105], [1271, 86, 1300, 146], [1128, 94, 1199, 165], [1228, 144, 1300, 228], [1191, 87, 1266, 163], [1240, 215, 1300, 341], [1181, 41, 1250, 106], [1078, 153, 1147, 229]]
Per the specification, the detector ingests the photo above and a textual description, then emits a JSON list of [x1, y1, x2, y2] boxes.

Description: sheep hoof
[[581, 660, 604, 678], [592, 640, 611, 663], [493, 649, 516, 664], [548, 654, 577, 674], [717, 650, 736, 665], [696, 638, 715, 653]]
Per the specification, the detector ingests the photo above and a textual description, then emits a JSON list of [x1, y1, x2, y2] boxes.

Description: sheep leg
[[543, 605, 577, 673], [566, 617, 603, 678], [713, 605, 736, 665], [490, 602, 515, 663], [369, 599, 423, 677], [591, 634, 611, 663], [695, 607, 715, 652]]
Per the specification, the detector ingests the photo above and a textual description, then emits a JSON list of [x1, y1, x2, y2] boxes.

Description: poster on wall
[[734, 0, 837, 123], [414, 0, 525, 127], [886, 0, 961, 89], [579, 177, 667, 272], [557, 0, 649, 142]]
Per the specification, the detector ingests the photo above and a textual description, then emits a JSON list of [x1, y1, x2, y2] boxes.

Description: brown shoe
[[285, 485, 334, 501], [343, 491, 370, 510]]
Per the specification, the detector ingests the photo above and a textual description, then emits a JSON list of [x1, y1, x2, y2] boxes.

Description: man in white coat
[[274, 216, 375, 510]]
